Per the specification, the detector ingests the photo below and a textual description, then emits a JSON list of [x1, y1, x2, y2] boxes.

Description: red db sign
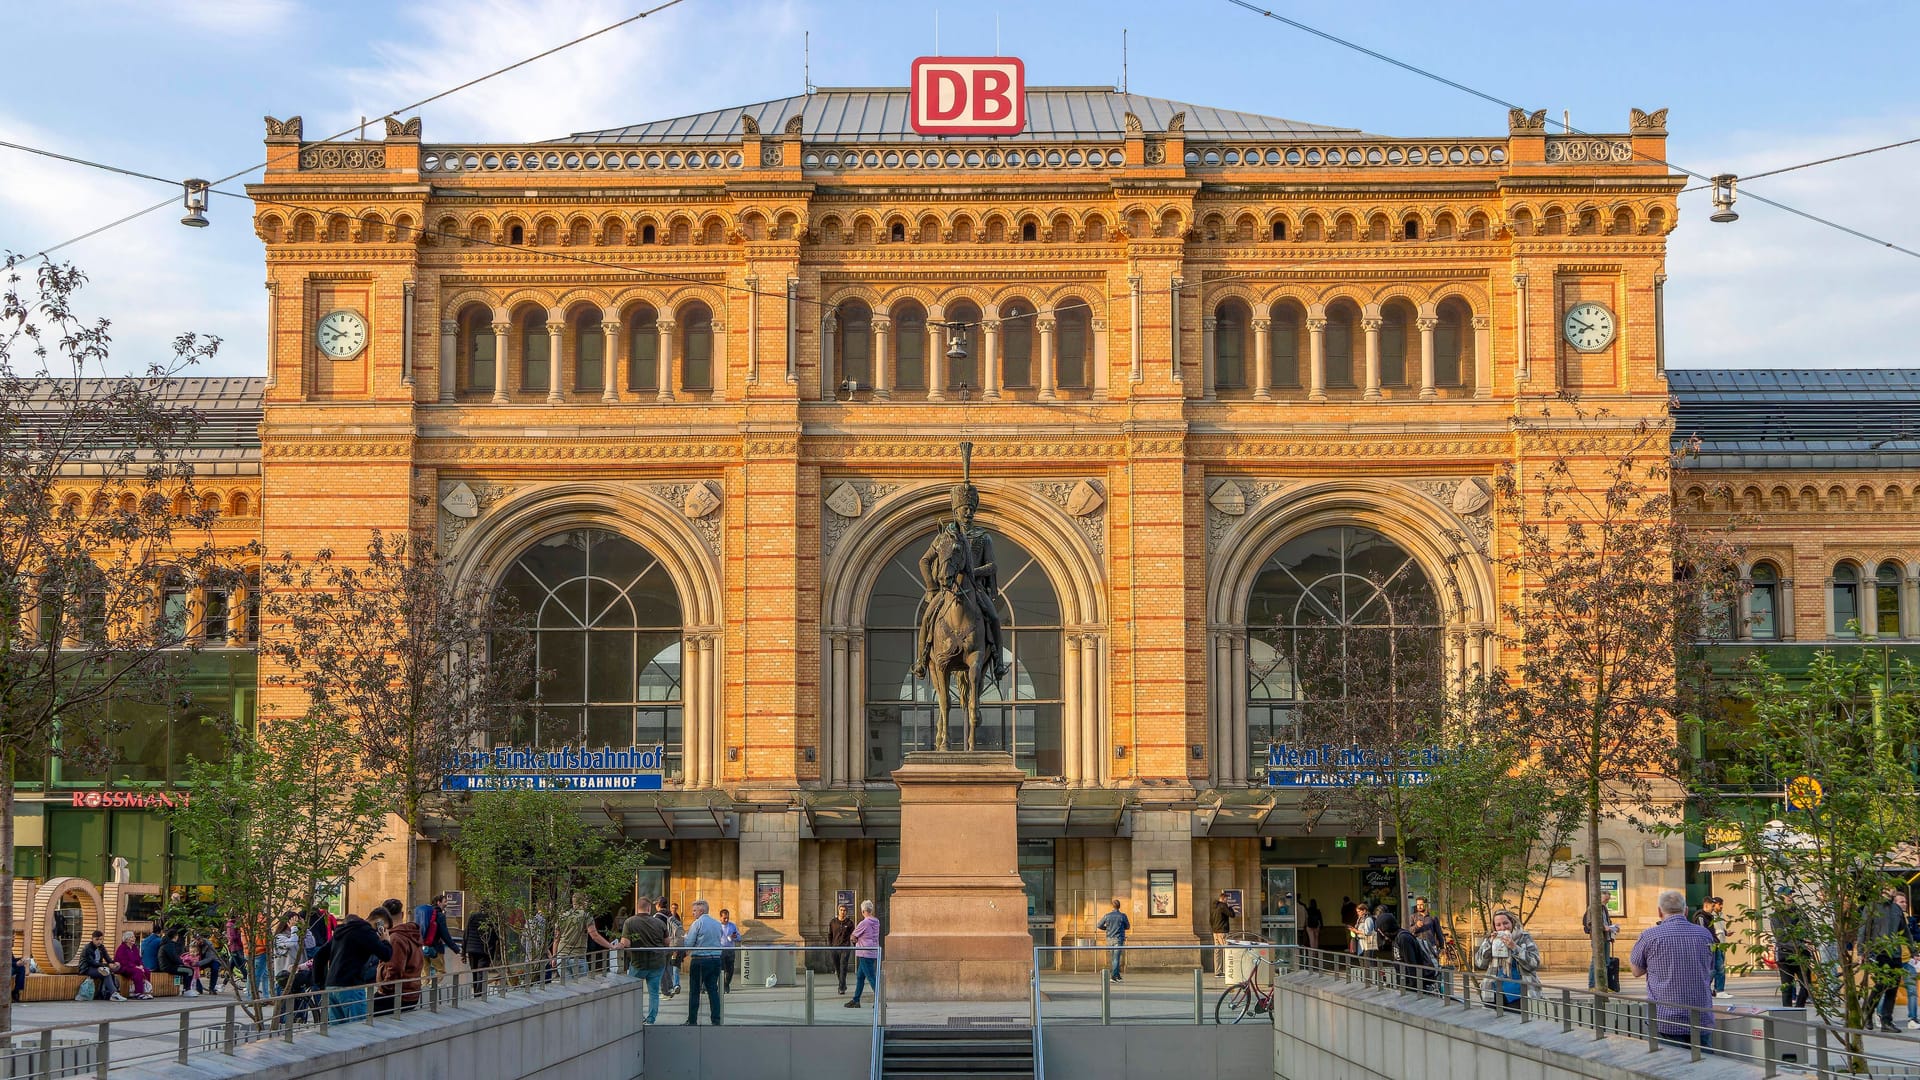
[[910, 57, 1026, 136]]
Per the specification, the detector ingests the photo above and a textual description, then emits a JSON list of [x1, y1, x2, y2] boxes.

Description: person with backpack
[[464, 904, 500, 996], [414, 894, 462, 981], [655, 898, 682, 997], [1383, 911, 1438, 994]]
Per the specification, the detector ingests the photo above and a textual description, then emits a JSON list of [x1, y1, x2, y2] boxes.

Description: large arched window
[[1435, 297, 1473, 388], [945, 300, 981, 391], [519, 309, 550, 392], [1245, 526, 1441, 778], [1380, 300, 1414, 387], [1001, 299, 1035, 388], [892, 300, 927, 392], [680, 302, 714, 391], [1056, 298, 1091, 390], [1214, 300, 1249, 391], [571, 308, 604, 392], [1876, 562, 1903, 637], [1833, 563, 1861, 638], [1270, 301, 1303, 388], [865, 530, 1062, 777], [1324, 300, 1359, 388], [627, 304, 659, 392], [460, 305, 496, 394], [835, 300, 872, 393], [1748, 563, 1779, 640], [498, 530, 685, 779]]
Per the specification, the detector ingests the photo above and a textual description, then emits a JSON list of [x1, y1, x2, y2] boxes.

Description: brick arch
[[664, 289, 725, 323], [935, 285, 993, 315], [822, 284, 884, 310], [1429, 281, 1491, 312], [553, 287, 615, 317], [441, 289, 505, 321], [1037, 285, 1108, 315], [498, 288, 559, 317], [877, 284, 941, 311]]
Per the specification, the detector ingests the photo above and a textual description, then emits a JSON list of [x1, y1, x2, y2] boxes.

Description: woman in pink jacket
[[844, 901, 881, 1009], [113, 932, 153, 999]]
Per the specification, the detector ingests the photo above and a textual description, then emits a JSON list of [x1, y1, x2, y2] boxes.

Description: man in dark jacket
[[156, 930, 194, 997], [1864, 883, 1908, 1031], [1211, 891, 1237, 979], [1770, 889, 1812, 1008], [375, 899, 425, 1015], [826, 904, 855, 994], [620, 897, 668, 1024], [464, 906, 500, 997], [311, 912, 391, 1024]]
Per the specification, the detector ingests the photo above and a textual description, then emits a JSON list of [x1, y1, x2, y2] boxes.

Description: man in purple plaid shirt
[[1630, 889, 1717, 1049]]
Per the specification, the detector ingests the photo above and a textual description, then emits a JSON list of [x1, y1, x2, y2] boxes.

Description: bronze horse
[[922, 526, 994, 751]]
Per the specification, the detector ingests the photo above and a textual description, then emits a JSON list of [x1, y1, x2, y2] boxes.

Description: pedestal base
[[885, 751, 1031, 1001]]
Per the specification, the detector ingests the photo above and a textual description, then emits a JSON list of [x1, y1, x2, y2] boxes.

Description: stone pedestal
[[884, 750, 1030, 1001]]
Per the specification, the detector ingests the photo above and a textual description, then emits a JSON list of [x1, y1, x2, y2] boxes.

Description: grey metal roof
[[17, 377, 263, 457], [554, 87, 1366, 145], [1670, 368, 1920, 469]]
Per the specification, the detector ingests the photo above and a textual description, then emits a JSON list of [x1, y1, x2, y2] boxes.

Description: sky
[[2, 0, 1917, 376]]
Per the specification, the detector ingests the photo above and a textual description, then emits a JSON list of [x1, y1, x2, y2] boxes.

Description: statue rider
[[912, 478, 1008, 685]]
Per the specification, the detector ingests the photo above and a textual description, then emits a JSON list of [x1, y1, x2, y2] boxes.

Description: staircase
[[881, 1027, 1035, 1079]]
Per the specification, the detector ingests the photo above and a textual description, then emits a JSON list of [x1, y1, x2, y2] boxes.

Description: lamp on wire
[[180, 179, 210, 228], [1709, 174, 1740, 223], [1375, 815, 1385, 846], [942, 321, 969, 363]]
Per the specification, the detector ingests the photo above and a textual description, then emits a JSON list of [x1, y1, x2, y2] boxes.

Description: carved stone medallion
[[1451, 477, 1492, 516], [682, 480, 723, 519], [1209, 480, 1247, 517], [1065, 479, 1104, 517], [825, 481, 864, 519], [437, 480, 514, 554], [822, 480, 901, 558], [1205, 479, 1294, 557], [441, 482, 480, 519], [1030, 480, 1106, 556]]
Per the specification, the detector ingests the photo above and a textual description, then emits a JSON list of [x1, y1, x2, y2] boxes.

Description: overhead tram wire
[[13, 0, 692, 261], [1678, 136, 1920, 193], [1220, 0, 1920, 260]]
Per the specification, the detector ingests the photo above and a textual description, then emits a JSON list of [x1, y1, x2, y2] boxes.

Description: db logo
[[909, 57, 1025, 136]]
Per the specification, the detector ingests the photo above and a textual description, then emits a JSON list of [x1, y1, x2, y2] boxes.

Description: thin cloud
[[98, 0, 300, 37]]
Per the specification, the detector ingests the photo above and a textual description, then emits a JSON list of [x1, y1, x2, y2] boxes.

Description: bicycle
[[1214, 950, 1275, 1024]]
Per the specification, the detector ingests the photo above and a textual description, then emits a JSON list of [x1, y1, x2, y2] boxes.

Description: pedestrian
[[1770, 888, 1811, 1008], [657, 899, 682, 996], [139, 928, 162, 979], [464, 905, 500, 997], [374, 898, 424, 1015], [157, 929, 194, 997], [1897, 891, 1920, 1030], [310, 910, 391, 1024], [1338, 896, 1357, 931], [1584, 907, 1622, 991], [1691, 896, 1730, 998], [827, 903, 855, 994], [1408, 898, 1445, 965], [1095, 899, 1130, 982], [1211, 891, 1236, 978], [552, 893, 592, 980], [1471, 909, 1541, 1014], [717, 909, 741, 993], [78, 931, 123, 1001], [414, 894, 462, 981], [680, 899, 724, 1026], [1864, 881, 1908, 1033], [619, 897, 667, 1024], [1630, 889, 1717, 1049], [845, 900, 881, 1009], [224, 917, 244, 990], [1304, 899, 1323, 952], [189, 935, 223, 995], [9, 948, 25, 1003], [1383, 911, 1438, 994], [114, 931, 152, 999]]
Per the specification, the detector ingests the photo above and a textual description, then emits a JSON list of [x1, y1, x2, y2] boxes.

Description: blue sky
[[4, 0, 1917, 375]]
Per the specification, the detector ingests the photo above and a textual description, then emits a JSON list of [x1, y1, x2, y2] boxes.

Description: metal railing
[[0, 951, 623, 1077], [1031, 940, 1920, 1079]]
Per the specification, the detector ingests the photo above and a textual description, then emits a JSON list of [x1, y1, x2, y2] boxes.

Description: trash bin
[[741, 946, 799, 987], [1223, 933, 1269, 983], [1715, 1006, 1810, 1066]]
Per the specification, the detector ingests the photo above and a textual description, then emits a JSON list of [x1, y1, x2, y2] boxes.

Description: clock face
[[1562, 302, 1616, 352], [315, 309, 368, 358]]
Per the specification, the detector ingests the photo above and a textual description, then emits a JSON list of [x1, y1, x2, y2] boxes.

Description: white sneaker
[[1907, 1019, 1919, 1030], [181, 988, 199, 997], [110, 993, 127, 1001], [1714, 991, 1731, 999]]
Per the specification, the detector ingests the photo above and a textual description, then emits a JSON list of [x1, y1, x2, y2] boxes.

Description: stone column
[[1081, 632, 1103, 785], [1201, 315, 1218, 400], [982, 318, 1002, 399], [1417, 316, 1438, 398], [1907, 566, 1920, 639], [872, 315, 892, 400], [1361, 316, 1383, 400], [1128, 276, 1143, 384], [1228, 632, 1248, 784], [1307, 317, 1327, 402], [546, 316, 565, 403], [1780, 578, 1797, 640], [490, 321, 510, 404], [1473, 315, 1492, 399], [702, 634, 722, 783], [1062, 633, 1082, 783], [1735, 565, 1754, 642], [1091, 316, 1109, 399], [710, 319, 727, 401], [1252, 318, 1271, 400], [926, 315, 946, 401], [829, 632, 850, 786], [656, 318, 676, 401], [820, 314, 837, 401], [438, 318, 457, 402], [683, 631, 704, 787], [601, 319, 621, 402], [1037, 317, 1058, 400]]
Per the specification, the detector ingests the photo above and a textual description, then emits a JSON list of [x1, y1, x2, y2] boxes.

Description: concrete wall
[[1273, 974, 1763, 1080], [1044, 1023, 1271, 1078], [114, 977, 643, 1080], [640, 1026, 871, 1079]]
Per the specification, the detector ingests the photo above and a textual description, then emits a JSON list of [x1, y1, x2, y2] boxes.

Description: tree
[[1496, 404, 1741, 985], [1696, 650, 1920, 1071], [0, 257, 252, 1030], [262, 528, 537, 905], [168, 708, 385, 1018], [450, 784, 646, 962], [1403, 695, 1579, 966]]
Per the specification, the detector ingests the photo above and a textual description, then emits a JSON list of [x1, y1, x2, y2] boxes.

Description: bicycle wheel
[[1215, 982, 1255, 1024]]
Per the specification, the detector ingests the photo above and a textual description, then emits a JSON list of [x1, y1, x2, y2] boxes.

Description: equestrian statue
[[911, 441, 1007, 752]]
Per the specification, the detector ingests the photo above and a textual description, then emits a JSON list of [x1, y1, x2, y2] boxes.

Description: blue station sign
[[1265, 744, 1441, 788], [441, 744, 666, 792]]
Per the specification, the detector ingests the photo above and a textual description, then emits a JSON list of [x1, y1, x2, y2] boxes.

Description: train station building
[[20, 73, 1915, 969]]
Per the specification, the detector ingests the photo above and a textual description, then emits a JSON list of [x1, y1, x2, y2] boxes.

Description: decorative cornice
[[415, 441, 736, 462], [1188, 436, 1511, 459], [262, 439, 411, 460]]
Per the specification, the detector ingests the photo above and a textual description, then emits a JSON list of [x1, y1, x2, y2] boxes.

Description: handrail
[[867, 954, 884, 1080]]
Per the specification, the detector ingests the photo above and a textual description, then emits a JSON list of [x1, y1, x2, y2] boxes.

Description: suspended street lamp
[[180, 179, 211, 228], [1709, 174, 1740, 224]]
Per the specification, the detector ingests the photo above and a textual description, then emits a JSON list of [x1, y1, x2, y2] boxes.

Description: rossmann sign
[[909, 57, 1025, 136]]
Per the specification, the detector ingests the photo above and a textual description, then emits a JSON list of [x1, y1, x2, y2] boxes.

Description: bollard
[[1815, 1024, 1829, 1078], [1645, 1001, 1658, 1052], [94, 1022, 108, 1080], [805, 968, 816, 1026], [223, 1005, 237, 1055], [38, 1027, 52, 1080], [716, 969, 724, 1025], [1100, 968, 1111, 1025], [1760, 1014, 1777, 1078], [318, 993, 330, 1035], [1688, 1007, 1702, 1063], [1193, 969, 1205, 1024], [1592, 992, 1605, 1040], [1560, 987, 1572, 1034]]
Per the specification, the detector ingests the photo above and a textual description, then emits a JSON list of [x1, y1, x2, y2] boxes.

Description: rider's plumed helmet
[[949, 482, 980, 513]]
